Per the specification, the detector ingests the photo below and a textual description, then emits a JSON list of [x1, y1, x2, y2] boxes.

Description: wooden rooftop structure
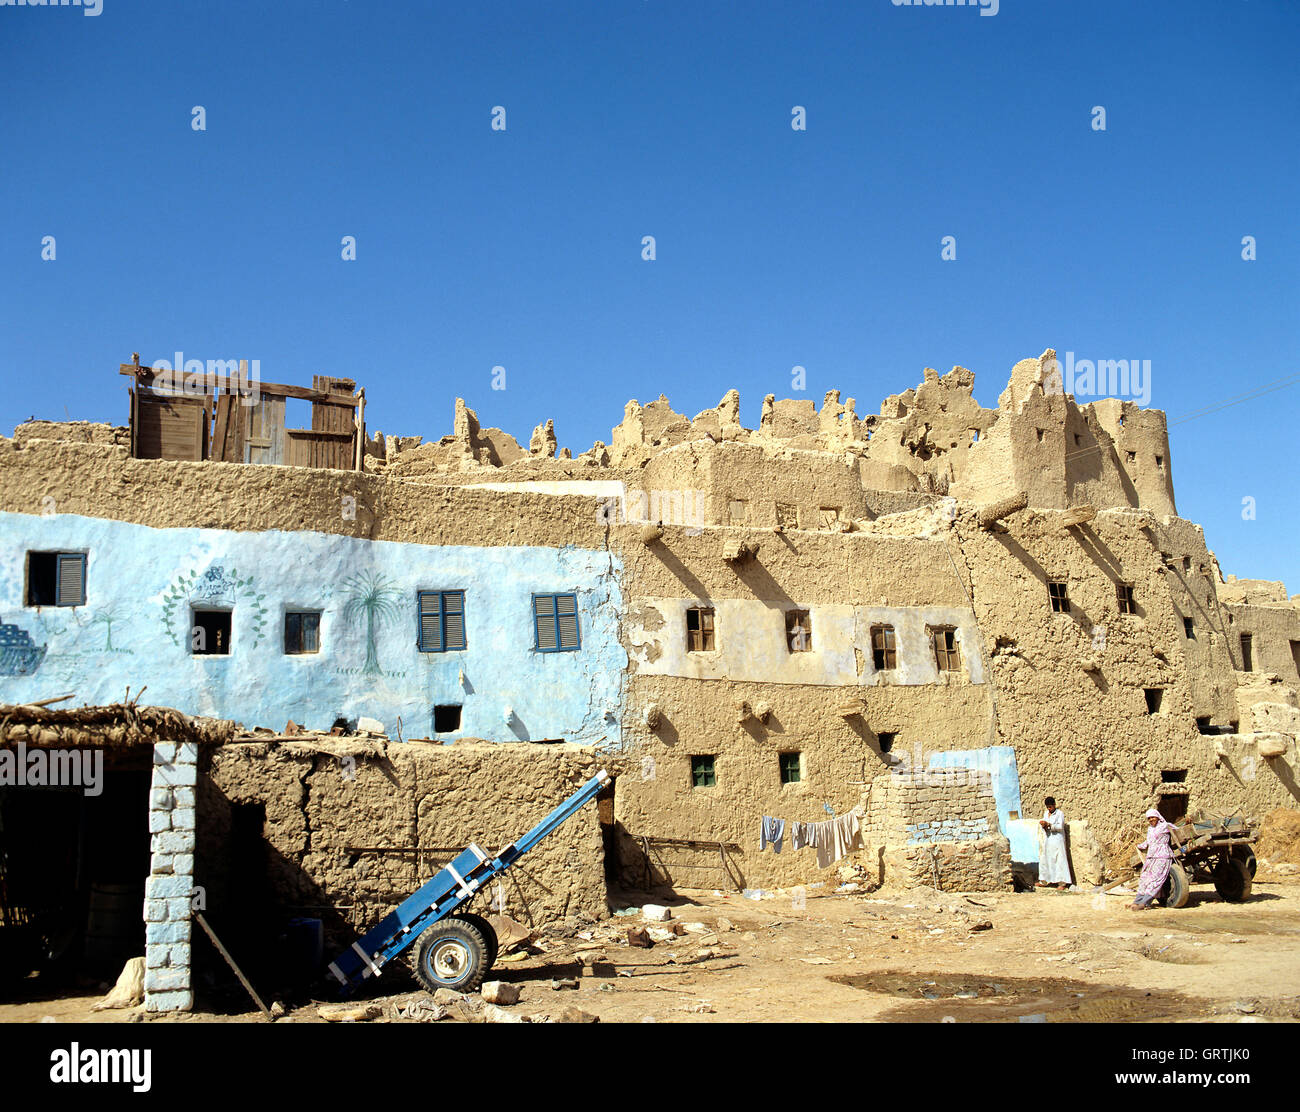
[[119, 355, 366, 470]]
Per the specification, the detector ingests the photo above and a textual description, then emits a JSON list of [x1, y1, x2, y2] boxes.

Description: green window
[[779, 752, 802, 784], [690, 755, 716, 788]]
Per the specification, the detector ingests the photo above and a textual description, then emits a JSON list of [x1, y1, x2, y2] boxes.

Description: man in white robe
[[1036, 796, 1072, 889]]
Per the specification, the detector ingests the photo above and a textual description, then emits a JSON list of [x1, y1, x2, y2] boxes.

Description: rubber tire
[[413, 919, 489, 995], [1230, 845, 1257, 879], [451, 913, 499, 971], [1160, 861, 1191, 908], [1213, 857, 1253, 903]]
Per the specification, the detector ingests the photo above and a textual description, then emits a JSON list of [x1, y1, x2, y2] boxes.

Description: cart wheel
[[413, 919, 489, 994], [450, 913, 499, 971], [1230, 845, 1257, 879], [1213, 857, 1253, 903], [1160, 862, 1190, 908]]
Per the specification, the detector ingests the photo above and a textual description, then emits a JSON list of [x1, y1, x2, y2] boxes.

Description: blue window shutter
[[418, 591, 442, 651], [556, 593, 579, 650], [443, 591, 466, 650], [534, 594, 558, 651], [57, 553, 86, 606]]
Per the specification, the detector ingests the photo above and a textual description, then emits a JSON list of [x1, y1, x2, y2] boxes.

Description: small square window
[[434, 705, 462, 733], [686, 606, 716, 652], [1035, 428, 1044, 442], [1117, 583, 1136, 615], [728, 500, 749, 525], [284, 611, 321, 654], [786, 609, 812, 652], [1144, 688, 1164, 715], [690, 755, 716, 788], [817, 507, 841, 530], [1183, 617, 1194, 639], [1155, 455, 1164, 472], [932, 627, 961, 672], [26, 551, 85, 607], [779, 752, 802, 784], [1048, 581, 1070, 613], [534, 593, 580, 652], [1182, 556, 1192, 572], [871, 625, 897, 671], [877, 732, 896, 754], [775, 503, 799, 530], [1125, 450, 1136, 463], [192, 608, 231, 655], [1161, 769, 1187, 783], [1239, 634, 1253, 672]]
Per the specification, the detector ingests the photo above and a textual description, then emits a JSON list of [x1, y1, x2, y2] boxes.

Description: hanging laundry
[[759, 815, 786, 853], [831, 809, 862, 863], [808, 808, 864, 868], [790, 821, 812, 852]]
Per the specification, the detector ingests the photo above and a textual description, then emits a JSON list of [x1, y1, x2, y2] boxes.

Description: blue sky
[[2, 1, 1297, 586]]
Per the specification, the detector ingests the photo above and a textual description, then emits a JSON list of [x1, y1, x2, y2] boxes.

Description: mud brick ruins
[[2, 349, 1297, 1011]]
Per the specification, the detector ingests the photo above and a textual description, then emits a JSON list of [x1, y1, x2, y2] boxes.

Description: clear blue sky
[[2, 1, 1297, 587]]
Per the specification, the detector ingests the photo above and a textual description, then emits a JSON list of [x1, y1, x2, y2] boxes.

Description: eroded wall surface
[[197, 740, 609, 941]]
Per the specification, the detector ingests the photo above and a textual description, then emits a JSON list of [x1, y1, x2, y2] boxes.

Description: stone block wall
[[144, 741, 197, 1012], [860, 767, 1011, 891]]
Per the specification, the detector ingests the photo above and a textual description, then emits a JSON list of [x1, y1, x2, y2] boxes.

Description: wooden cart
[[1128, 814, 1258, 908]]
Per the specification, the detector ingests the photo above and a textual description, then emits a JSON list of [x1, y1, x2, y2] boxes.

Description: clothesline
[[759, 806, 865, 869]]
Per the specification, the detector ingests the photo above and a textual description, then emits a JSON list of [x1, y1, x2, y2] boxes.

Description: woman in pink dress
[[1128, 808, 1182, 910]]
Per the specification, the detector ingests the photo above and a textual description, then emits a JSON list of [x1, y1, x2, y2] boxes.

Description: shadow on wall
[[194, 780, 357, 1010], [612, 826, 747, 893], [646, 543, 711, 600], [1265, 757, 1300, 803], [1069, 524, 1126, 585]]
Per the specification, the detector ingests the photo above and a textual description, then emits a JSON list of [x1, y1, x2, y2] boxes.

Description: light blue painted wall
[[927, 745, 1039, 863], [0, 512, 625, 745]]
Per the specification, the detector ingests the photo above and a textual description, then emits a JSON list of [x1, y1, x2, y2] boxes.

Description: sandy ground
[[5, 878, 1300, 1024]]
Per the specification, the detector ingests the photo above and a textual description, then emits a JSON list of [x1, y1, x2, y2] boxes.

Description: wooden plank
[[285, 427, 352, 440], [193, 913, 273, 1022], [230, 382, 246, 462], [211, 395, 233, 462], [121, 365, 358, 405]]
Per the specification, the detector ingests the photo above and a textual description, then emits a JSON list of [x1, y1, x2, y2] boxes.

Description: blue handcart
[[328, 768, 610, 995]]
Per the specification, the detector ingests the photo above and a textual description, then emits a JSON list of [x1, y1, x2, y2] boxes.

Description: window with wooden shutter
[[418, 590, 466, 652], [1048, 581, 1070, 613], [686, 606, 716, 652], [931, 626, 961, 672], [871, 625, 897, 671], [534, 593, 580, 652], [26, 551, 86, 607]]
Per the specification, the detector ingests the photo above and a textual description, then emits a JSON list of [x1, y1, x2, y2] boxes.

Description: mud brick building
[[2, 349, 1297, 1008]]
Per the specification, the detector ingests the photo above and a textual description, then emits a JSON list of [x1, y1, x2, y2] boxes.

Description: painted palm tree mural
[[341, 571, 404, 674], [91, 604, 126, 650]]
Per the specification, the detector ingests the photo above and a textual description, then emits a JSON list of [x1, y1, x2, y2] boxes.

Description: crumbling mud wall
[[197, 740, 610, 949], [5, 348, 1297, 899]]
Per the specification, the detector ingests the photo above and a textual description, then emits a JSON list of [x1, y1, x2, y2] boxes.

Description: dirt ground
[[5, 876, 1300, 1024]]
